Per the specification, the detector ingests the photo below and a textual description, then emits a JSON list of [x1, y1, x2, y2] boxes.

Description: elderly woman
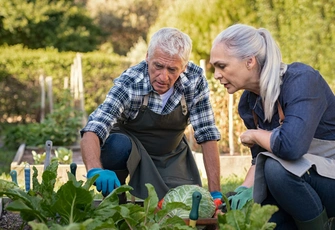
[[210, 23, 335, 230]]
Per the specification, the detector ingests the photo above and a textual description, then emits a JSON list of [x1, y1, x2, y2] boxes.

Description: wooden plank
[[11, 143, 26, 167], [183, 218, 218, 229]]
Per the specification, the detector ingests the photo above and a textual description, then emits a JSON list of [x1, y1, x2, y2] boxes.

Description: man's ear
[[145, 52, 149, 62], [181, 64, 187, 72]]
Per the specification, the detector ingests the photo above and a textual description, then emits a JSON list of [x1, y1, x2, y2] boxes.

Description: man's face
[[146, 48, 186, 95]]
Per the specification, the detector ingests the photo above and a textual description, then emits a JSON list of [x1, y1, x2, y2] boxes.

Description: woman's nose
[[213, 69, 222, 80]]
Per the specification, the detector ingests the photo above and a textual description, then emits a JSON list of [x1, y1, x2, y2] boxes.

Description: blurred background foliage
[[0, 0, 335, 156]]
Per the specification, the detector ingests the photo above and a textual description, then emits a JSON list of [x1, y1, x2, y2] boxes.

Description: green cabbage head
[[162, 184, 216, 219]]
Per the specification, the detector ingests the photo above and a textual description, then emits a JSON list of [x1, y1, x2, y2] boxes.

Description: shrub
[[3, 90, 82, 149]]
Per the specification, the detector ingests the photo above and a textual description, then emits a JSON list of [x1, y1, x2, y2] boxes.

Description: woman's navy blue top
[[238, 62, 335, 162]]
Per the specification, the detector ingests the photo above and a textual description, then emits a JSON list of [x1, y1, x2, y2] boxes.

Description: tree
[[86, 0, 162, 55], [255, 0, 335, 82], [148, 0, 258, 64], [0, 0, 100, 52]]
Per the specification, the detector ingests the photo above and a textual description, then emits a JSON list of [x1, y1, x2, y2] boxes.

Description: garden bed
[[0, 209, 32, 230], [10, 143, 87, 185], [0, 198, 218, 230]]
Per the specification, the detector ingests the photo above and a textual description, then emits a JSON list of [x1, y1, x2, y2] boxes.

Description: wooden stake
[[45, 76, 53, 113], [39, 75, 45, 122]]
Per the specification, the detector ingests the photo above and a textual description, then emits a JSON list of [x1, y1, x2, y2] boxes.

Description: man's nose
[[159, 68, 169, 80]]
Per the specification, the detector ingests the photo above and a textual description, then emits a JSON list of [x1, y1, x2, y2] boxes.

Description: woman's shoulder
[[284, 62, 323, 84], [286, 62, 319, 76], [281, 62, 330, 100]]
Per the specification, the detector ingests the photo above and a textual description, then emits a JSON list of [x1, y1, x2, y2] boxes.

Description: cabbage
[[162, 185, 216, 219]]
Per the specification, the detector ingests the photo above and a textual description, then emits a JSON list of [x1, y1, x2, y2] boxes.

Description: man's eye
[[168, 68, 176, 73], [155, 64, 163, 69], [218, 64, 225, 69]]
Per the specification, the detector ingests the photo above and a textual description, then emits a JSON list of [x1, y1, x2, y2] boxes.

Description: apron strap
[[277, 102, 285, 125], [181, 94, 187, 116], [252, 100, 285, 127], [143, 94, 149, 106], [142, 94, 188, 115]]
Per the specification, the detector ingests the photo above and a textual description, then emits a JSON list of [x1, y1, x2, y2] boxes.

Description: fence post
[[45, 76, 53, 114], [76, 53, 87, 126], [39, 75, 45, 122], [229, 94, 235, 155]]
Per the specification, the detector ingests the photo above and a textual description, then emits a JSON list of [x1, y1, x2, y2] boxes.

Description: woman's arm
[[240, 129, 272, 152]]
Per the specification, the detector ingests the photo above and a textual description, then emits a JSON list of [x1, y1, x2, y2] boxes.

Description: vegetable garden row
[[0, 142, 278, 230]]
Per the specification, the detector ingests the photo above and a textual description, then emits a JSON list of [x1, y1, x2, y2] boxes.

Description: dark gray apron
[[112, 94, 202, 200], [253, 102, 335, 203]]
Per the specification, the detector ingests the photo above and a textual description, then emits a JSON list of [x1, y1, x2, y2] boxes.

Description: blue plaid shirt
[[81, 60, 221, 145]]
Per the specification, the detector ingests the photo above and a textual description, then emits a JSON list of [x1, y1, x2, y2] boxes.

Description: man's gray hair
[[147, 27, 192, 67]]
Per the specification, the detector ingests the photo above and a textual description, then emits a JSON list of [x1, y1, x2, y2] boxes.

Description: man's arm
[[80, 131, 103, 170], [201, 140, 221, 192]]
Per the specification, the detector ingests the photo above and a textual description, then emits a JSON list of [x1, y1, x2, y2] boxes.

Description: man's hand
[[87, 168, 121, 197], [229, 186, 253, 210], [210, 191, 223, 210]]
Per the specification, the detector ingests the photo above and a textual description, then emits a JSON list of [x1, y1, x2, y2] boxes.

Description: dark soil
[[0, 210, 31, 230]]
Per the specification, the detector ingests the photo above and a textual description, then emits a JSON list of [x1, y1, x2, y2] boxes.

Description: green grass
[[202, 175, 243, 195], [220, 175, 244, 194]]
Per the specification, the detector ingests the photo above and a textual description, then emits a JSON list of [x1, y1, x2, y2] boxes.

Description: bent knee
[[264, 158, 287, 182]]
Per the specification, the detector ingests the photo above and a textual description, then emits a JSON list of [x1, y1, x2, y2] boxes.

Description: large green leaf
[[218, 200, 278, 230], [0, 179, 19, 192], [6, 199, 47, 223], [52, 181, 94, 225]]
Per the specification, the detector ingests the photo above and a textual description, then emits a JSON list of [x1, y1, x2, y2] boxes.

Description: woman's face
[[210, 42, 259, 94], [146, 48, 186, 95]]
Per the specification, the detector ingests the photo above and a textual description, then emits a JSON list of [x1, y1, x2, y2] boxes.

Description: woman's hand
[[240, 129, 257, 147], [240, 129, 272, 152]]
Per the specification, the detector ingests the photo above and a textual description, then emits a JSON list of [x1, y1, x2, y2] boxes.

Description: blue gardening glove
[[87, 168, 121, 197], [229, 186, 253, 210], [210, 191, 223, 210]]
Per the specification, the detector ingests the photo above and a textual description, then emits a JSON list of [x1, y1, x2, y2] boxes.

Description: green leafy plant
[[217, 195, 278, 230], [3, 90, 83, 149], [0, 158, 279, 229], [0, 158, 194, 229], [32, 150, 46, 164], [31, 147, 72, 165], [54, 147, 73, 164]]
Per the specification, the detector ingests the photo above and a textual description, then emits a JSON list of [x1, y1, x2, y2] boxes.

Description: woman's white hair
[[147, 27, 192, 67], [213, 24, 284, 122]]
